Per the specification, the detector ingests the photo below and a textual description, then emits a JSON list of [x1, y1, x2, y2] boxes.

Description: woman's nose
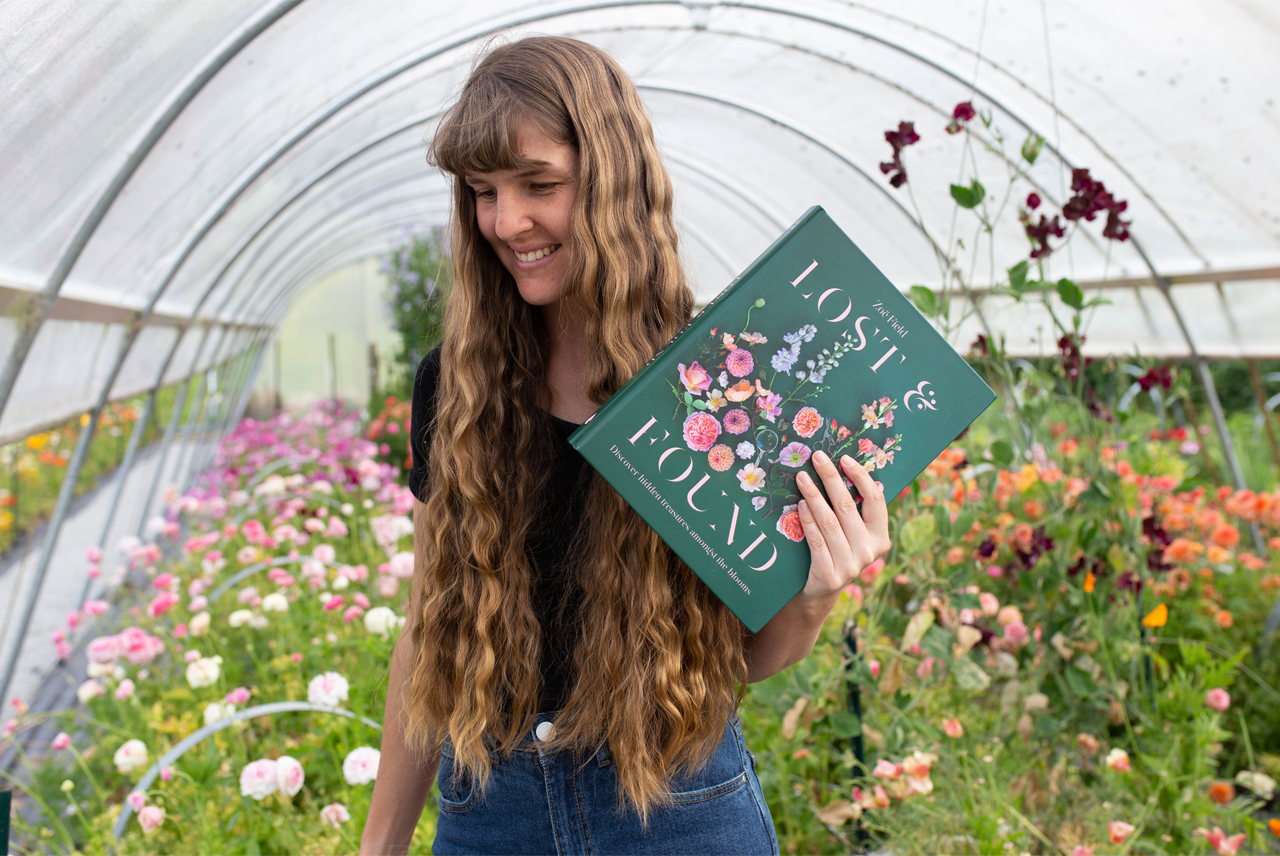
[[493, 191, 533, 243]]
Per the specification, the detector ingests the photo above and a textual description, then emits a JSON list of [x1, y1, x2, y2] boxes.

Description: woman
[[360, 35, 890, 856]]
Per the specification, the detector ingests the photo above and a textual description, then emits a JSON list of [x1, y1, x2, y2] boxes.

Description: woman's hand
[[794, 450, 891, 600]]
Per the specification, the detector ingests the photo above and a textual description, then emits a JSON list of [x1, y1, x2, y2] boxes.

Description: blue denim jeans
[[433, 711, 780, 855]]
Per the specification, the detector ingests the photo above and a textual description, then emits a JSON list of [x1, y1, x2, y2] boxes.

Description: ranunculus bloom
[[226, 687, 251, 705], [114, 738, 149, 774], [261, 592, 289, 612], [791, 407, 822, 438], [313, 543, 336, 564], [365, 607, 403, 637], [82, 599, 108, 617], [138, 805, 165, 834], [682, 412, 721, 452], [308, 672, 350, 708], [1003, 621, 1030, 647], [147, 591, 180, 617], [52, 732, 71, 750], [76, 679, 106, 704], [320, 802, 351, 827], [343, 746, 380, 785], [126, 791, 147, 812], [118, 626, 164, 665], [1205, 688, 1231, 711], [1208, 781, 1235, 804], [186, 656, 222, 688], [204, 702, 235, 727], [87, 635, 122, 664], [276, 755, 305, 797], [388, 551, 414, 579], [240, 758, 279, 800], [228, 608, 253, 627], [1104, 748, 1130, 773], [776, 505, 804, 542], [115, 678, 136, 700], [1108, 821, 1134, 844], [189, 611, 211, 636], [942, 718, 963, 739]]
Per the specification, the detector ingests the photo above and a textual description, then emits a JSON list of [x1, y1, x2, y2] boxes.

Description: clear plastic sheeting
[[2, 0, 1280, 432]]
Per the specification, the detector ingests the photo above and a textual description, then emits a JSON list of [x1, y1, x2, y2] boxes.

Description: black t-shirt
[[408, 345, 589, 711]]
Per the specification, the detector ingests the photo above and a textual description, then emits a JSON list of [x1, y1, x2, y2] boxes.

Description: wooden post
[[1247, 359, 1280, 477]]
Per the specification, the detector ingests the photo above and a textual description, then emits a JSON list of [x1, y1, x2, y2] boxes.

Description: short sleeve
[[407, 346, 443, 503]]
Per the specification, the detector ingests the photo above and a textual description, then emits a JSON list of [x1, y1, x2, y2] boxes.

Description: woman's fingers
[[810, 450, 870, 553], [796, 468, 856, 588], [795, 497, 834, 585], [840, 455, 892, 560]]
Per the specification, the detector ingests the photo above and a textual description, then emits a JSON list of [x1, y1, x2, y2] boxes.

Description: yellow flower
[[1142, 602, 1168, 628], [25, 433, 48, 450]]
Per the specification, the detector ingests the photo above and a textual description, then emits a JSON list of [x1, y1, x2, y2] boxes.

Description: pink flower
[[82, 599, 108, 617], [240, 759, 279, 800], [126, 791, 147, 812], [723, 409, 751, 434], [707, 445, 735, 472], [115, 679, 136, 700], [152, 573, 175, 590], [85, 546, 103, 564], [118, 626, 164, 664], [1003, 621, 1030, 647], [916, 657, 938, 679], [55, 640, 73, 660], [323, 594, 344, 611], [67, 611, 82, 629], [225, 687, 251, 705], [978, 593, 999, 616], [184, 649, 202, 664], [682, 412, 721, 452], [326, 517, 349, 538], [313, 544, 336, 564], [353, 593, 370, 609], [307, 672, 349, 707], [137, 805, 165, 834], [160, 766, 174, 781], [756, 392, 782, 422], [388, 552, 414, 579], [87, 563, 101, 578], [147, 591, 179, 618], [726, 348, 754, 378], [320, 802, 351, 827], [1205, 688, 1230, 711], [860, 558, 884, 584], [1108, 821, 1135, 844], [52, 732, 71, 750], [678, 361, 712, 395], [776, 505, 804, 542], [343, 605, 365, 623], [873, 758, 904, 779], [1197, 827, 1246, 856], [869, 660, 881, 679], [791, 407, 822, 438], [342, 746, 380, 785], [276, 755, 305, 797], [942, 718, 963, 739], [778, 442, 812, 468], [1070, 847, 1094, 856], [87, 635, 122, 664], [376, 576, 400, 598], [1105, 748, 1131, 773]]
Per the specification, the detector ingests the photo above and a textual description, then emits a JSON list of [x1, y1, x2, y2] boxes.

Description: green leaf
[[1065, 666, 1095, 697], [1007, 260, 1030, 293], [683, 391, 693, 405], [829, 711, 861, 739], [1078, 482, 1113, 508], [954, 509, 978, 539], [1021, 134, 1045, 164], [949, 179, 986, 209], [1056, 278, 1084, 311], [909, 285, 938, 316], [692, 399, 707, 410], [990, 440, 1015, 466], [953, 657, 992, 693], [899, 514, 939, 556]]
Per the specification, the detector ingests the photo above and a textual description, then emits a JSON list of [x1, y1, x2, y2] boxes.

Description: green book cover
[[569, 206, 996, 633]]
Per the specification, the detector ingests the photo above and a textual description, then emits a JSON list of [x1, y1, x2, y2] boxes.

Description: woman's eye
[[474, 188, 495, 200], [530, 182, 556, 192]]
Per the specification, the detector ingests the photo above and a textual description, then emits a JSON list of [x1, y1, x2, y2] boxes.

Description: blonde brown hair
[[404, 35, 746, 818]]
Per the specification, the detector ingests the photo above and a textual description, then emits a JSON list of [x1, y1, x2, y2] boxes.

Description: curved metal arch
[[0, 0, 305, 427]]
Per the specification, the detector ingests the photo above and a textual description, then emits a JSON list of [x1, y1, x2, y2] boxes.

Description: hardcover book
[[569, 206, 996, 633]]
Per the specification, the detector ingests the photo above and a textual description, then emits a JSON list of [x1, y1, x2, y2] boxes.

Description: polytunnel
[[2, 0, 1280, 849]]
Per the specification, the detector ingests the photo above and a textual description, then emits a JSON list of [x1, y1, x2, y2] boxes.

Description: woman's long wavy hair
[[403, 35, 746, 819]]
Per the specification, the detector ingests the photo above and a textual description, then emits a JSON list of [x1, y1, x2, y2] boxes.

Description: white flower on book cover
[[668, 298, 904, 536]]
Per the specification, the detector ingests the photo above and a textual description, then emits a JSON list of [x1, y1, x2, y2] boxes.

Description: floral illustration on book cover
[[669, 298, 904, 543]]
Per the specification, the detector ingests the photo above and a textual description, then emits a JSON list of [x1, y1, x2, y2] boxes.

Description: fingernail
[[798, 500, 809, 514], [814, 450, 828, 464], [797, 471, 811, 487], [841, 455, 854, 467]]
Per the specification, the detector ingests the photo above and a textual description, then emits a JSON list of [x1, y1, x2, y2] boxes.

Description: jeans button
[[535, 721, 554, 742]]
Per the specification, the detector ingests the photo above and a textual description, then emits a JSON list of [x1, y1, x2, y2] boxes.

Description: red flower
[[945, 101, 977, 134], [1062, 168, 1130, 242], [880, 122, 920, 188], [1025, 192, 1041, 210], [1026, 214, 1066, 259]]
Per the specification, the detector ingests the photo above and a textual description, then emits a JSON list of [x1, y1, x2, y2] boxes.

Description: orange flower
[[1084, 571, 1096, 593], [1208, 781, 1235, 804], [1206, 544, 1232, 564], [1164, 538, 1205, 564], [724, 380, 754, 402], [1269, 818, 1280, 836], [1238, 553, 1265, 571], [1170, 568, 1193, 591], [1142, 603, 1168, 628], [944, 546, 965, 566], [1210, 523, 1240, 549], [1023, 499, 1044, 519], [1214, 610, 1233, 629]]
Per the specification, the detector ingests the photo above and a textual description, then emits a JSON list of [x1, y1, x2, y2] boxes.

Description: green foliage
[[379, 228, 451, 401], [949, 180, 986, 210]]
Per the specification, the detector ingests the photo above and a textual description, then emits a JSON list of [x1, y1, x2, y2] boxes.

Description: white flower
[[76, 679, 106, 705], [185, 655, 222, 689], [261, 592, 289, 612], [387, 551, 415, 579], [189, 611, 211, 636], [307, 672, 350, 707], [239, 759, 278, 800], [736, 463, 767, 492], [342, 746, 380, 785], [276, 755, 305, 797], [203, 702, 235, 726], [735, 441, 756, 459], [331, 575, 349, 590], [228, 609, 253, 628], [114, 738, 149, 774], [1236, 769, 1276, 797], [320, 802, 351, 827], [364, 607, 403, 637], [248, 613, 269, 629], [138, 805, 165, 834]]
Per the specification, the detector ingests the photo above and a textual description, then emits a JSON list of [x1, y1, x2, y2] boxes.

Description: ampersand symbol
[[903, 381, 938, 412]]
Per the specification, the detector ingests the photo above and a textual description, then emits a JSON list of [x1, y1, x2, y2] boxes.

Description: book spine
[[570, 206, 824, 450]]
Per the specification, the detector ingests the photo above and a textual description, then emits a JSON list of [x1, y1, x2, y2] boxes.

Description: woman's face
[[466, 123, 579, 307]]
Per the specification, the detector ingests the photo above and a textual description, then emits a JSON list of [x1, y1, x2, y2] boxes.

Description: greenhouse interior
[[2, 0, 1279, 853]]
